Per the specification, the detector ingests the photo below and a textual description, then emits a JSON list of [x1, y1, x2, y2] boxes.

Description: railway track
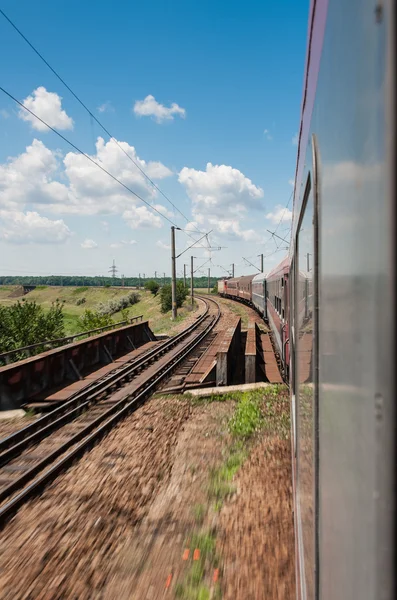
[[0, 296, 221, 526]]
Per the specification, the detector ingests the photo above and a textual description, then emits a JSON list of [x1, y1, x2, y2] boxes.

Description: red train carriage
[[224, 277, 238, 298], [237, 274, 255, 302]]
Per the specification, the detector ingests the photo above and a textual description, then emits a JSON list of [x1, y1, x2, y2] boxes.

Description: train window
[[296, 175, 315, 599]]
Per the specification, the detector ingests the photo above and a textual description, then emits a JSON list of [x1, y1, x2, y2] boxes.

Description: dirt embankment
[[0, 387, 294, 600]]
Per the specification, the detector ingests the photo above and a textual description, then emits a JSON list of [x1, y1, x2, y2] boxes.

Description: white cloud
[[101, 220, 110, 232], [0, 139, 64, 210], [0, 109, 10, 119], [133, 95, 186, 123], [146, 163, 174, 179], [123, 205, 163, 229], [97, 102, 114, 113], [292, 132, 298, 146], [0, 210, 71, 244], [81, 239, 98, 249], [178, 162, 264, 242], [265, 204, 293, 224], [18, 87, 73, 131], [263, 129, 272, 141], [179, 162, 264, 220], [110, 239, 137, 249], [0, 138, 173, 230], [156, 240, 170, 250], [288, 178, 294, 187]]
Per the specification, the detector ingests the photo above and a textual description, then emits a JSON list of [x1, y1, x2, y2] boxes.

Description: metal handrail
[[0, 315, 144, 365]]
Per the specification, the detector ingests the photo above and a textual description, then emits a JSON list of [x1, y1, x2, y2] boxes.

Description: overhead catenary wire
[[0, 8, 198, 232], [0, 85, 212, 254], [0, 86, 178, 226]]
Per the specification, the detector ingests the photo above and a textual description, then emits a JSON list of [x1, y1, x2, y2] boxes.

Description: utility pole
[[183, 264, 187, 288], [231, 263, 235, 278], [163, 272, 166, 286], [191, 256, 194, 306], [154, 271, 157, 280], [260, 254, 264, 273], [121, 273, 125, 287], [138, 273, 141, 289], [171, 226, 177, 320], [208, 267, 210, 294]]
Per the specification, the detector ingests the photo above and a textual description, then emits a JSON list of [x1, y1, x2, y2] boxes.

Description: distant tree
[[211, 281, 218, 294], [176, 281, 189, 306], [160, 284, 172, 313], [78, 309, 113, 331], [0, 299, 65, 355], [160, 281, 188, 313], [144, 280, 160, 296]]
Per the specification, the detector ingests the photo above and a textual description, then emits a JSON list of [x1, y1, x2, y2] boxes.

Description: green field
[[0, 285, 198, 337]]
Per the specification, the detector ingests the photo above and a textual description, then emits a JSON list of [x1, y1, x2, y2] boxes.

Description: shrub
[[144, 280, 160, 296], [76, 297, 86, 305], [96, 291, 140, 316], [160, 281, 188, 313], [0, 300, 64, 356], [78, 309, 113, 331], [72, 286, 89, 295]]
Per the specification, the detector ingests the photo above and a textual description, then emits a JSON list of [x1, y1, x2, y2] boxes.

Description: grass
[[175, 531, 218, 600], [0, 285, 199, 337], [228, 392, 263, 439], [193, 504, 205, 525], [174, 385, 290, 598]]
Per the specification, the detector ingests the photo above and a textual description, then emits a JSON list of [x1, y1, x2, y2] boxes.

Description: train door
[[294, 134, 320, 600], [294, 171, 316, 600]]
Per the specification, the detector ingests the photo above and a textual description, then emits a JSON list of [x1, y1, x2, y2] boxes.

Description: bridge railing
[[0, 315, 144, 366]]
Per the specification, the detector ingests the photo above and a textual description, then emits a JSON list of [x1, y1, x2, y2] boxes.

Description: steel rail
[[0, 298, 211, 458], [0, 297, 220, 525]]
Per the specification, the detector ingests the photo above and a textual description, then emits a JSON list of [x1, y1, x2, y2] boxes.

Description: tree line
[[0, 275, 220, 288]]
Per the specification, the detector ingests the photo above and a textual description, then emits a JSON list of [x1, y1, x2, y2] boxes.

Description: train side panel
[[252, 273, 267, 318], [290, 0, 395, 598]]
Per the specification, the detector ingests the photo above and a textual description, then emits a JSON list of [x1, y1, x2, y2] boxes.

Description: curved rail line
[[0, 296, 221, 526]]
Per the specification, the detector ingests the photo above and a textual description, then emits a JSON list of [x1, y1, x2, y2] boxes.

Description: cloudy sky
[[0, 0, 308, 279]]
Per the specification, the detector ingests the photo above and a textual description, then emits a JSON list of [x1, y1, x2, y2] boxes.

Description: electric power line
[[0, 9, 214, 255], [0, 8, 198, 232], [0, 85, 179, 226], [0, 85, 215, 256]]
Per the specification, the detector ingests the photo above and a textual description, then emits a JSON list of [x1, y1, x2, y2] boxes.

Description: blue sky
[[0, 0, 308, 279]]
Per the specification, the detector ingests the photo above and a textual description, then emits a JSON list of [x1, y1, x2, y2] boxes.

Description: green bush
[[160, 281, 188, 313], [0, 299, 65, 356], [96, 291, 140, 316], [144, 280, 160, 296], [78, 309, 114, 331]]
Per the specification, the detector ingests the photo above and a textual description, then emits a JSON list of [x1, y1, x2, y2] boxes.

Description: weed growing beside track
[[173, 385, 291, 599]]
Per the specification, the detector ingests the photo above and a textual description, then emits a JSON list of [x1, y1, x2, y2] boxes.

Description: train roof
[[252, 272, 267, 284], [226, 274, 256, 284], [266, 255, 290, 280]]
